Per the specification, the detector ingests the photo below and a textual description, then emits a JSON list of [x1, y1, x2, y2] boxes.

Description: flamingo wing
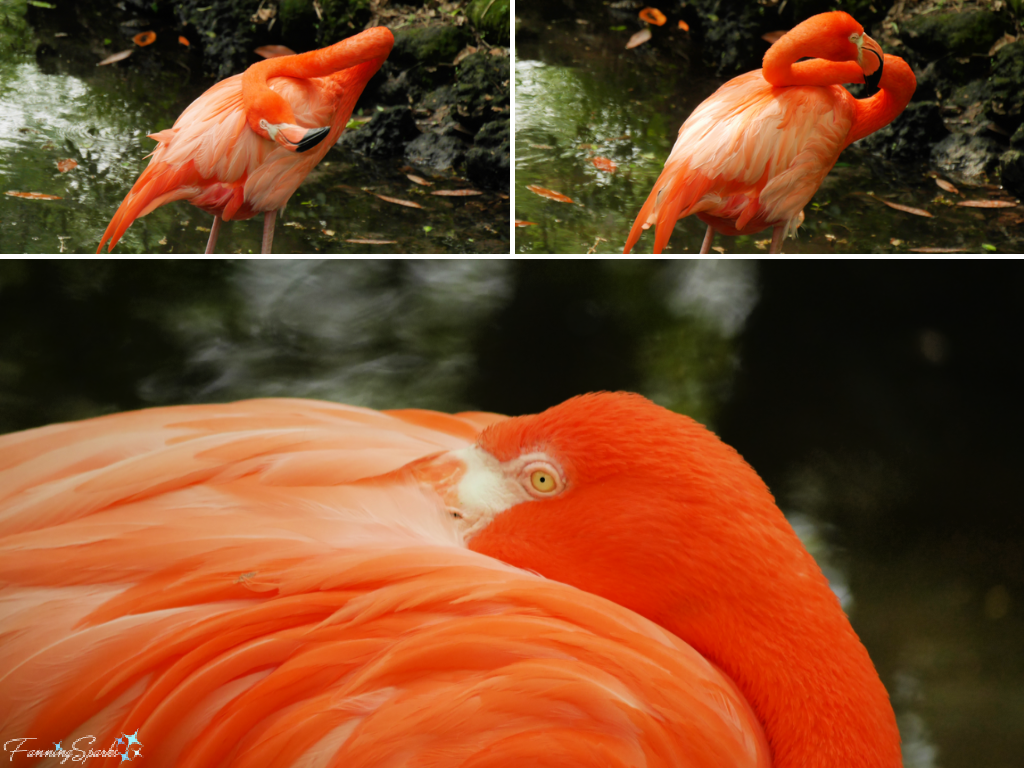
[[0, 400, 770, 768], [624, 71, 855, 253]]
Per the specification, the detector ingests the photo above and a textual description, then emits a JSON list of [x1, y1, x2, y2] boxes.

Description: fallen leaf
[[322, 229, 335, 236], [407, 174, 433, 186], [497, 193, 509, 199], [195, 226, 210, 233], [179, 36, 190, 46], [453, 44, 479, 66], [526, 184, 574, 204], [678, 20, 689, 31], [97, 49, 133, 66], [515, 220, 538, 227], [908, 246, 964, 253], [988, 33, 1017, 57], [956, 199, 1017, 208], [590, 156, 618, 173], [283, 221, 306, 228], [255, 45, 296, 59], [374, 194, 424, 209], [529, 144, 554, 150], [56, 159, 77, 173], [133, 31, 156, 46], [869, 194, 933, 217], [430, 189, 483, 196], [762, 30, 787, 44], [6, 191, 62, 200], [158, 237, 167, 245], [639, 8, 667, 26], [626, 28, 652, 49], [711, 246, 726, 254], [890, 238, 903, 247], [346, 238, 397, 244], [935, 178, 959, 195]]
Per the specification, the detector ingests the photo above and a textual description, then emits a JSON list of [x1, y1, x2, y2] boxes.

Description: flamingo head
[[775, 11, 885, 88]]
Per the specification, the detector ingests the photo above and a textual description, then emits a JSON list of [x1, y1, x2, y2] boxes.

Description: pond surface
[[513, 3, 1023, 254], [1, 259, 1021, 767], [0, 0, 508, 254]]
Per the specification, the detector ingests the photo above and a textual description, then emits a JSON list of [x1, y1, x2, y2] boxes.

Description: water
[[1, 259, 1021, 765], [0, 1, 508, 254], [513, 6, 1023, 254]]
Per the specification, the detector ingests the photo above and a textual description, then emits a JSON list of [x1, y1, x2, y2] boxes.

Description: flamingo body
[[97, 27, 393, 253], [624, 12, 916, 254]]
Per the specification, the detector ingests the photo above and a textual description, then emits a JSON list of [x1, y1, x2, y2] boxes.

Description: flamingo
[[624, 11, 916, 254], [0, 393, 901, 767], [96, 27, 393, 255]]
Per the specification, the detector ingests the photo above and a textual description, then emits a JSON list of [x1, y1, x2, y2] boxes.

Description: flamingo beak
[[259, 120, 331, 152], [860, 34, 884, 90]]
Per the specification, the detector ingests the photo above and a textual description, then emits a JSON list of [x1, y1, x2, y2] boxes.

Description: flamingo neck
[[845, 54, 917, 147], [762, 23, 865, 87]]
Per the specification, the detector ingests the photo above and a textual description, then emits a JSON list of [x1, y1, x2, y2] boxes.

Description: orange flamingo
[[97, 27, 393, 255], [624, 11, 916, 254], [0, 393, 900, 767]]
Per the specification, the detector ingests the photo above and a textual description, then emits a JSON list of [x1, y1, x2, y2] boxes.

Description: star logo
[[53, 742, 62, 752], [114, 731, 143, 762]]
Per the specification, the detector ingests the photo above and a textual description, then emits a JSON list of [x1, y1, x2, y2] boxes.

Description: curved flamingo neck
[[845, 54, 917, 147], [762, 17, 865, 87]]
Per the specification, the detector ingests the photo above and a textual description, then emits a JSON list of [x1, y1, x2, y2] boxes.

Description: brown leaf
[[869, 194, 933, 217], [678, 20, 689, 31], [97, 49, 133, 66], [626, 28, 652, 49], [255, 45, 296, 59], [430, 189, 483, 196], [935, 178, 959, 195], [133, 31, 156, 47], [908, 246, 965, 253], [56, 159, 77, 173], [374, 194, 424, 209], [638, 8, 667, 26], [590, 156, 617, 173], [6, 191, 62, 200], [956, 199, 1017, 208], [762, 30, 787, 44], [989, 33, 1017, 57], [515, 220, 538, 227], [346, 239, 398, 245], [526, 185, 574, 204], [407, 174, 433, 186], [453, 44, 479, 66]]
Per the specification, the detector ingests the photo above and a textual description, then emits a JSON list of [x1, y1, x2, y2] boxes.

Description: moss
[[466, 0, 509, 46], [391, 24, 471, 69], [902, 11, 1008, 58], [454, 51, 509, 128], [987, 41, 1024, 131]]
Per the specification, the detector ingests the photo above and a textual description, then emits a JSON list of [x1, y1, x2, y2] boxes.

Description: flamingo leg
[[262, 210, 277, 254], [205, 215, 222, 254], [769, 225, 785, 254], [699, 226, 715, 254]]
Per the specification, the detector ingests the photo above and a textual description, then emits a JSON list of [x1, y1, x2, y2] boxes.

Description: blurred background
[[0, 259, 1021, 766]]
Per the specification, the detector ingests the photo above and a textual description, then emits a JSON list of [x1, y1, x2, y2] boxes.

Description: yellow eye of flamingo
[[530, 470, 556, 493]]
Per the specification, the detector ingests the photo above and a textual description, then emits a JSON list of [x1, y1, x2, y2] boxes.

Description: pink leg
[[769, 225, 785, 254], [205, 215, 222, 254], [262, 210, 277, 254], [699, 225, 715, 254]]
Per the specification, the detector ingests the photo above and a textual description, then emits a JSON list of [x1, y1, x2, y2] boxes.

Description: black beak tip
[[296, 126, 330, 153], [864, 50, 884, 91]]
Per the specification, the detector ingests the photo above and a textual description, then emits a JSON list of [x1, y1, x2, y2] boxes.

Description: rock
[[1000, 149, 1024, 197], [901, 11, 1008, 58], [454, 52, 510, 128], [688, 0, 762, 76], [391, 24, 471, 69], [860, 101, 948, 162], [339, 106, 420, 157], [986, 41, 1024, 134], [405, 133, 468, 171], [1012, 124, 1024, 150], [930, 133, 1002, 185], [177, 0, 261, 80], [466, 0, 510, 46], [466, 118, 509, 191]]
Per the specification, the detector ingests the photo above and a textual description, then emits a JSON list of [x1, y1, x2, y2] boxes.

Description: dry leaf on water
[[590, 157, 617, 173], [56, 159, 77, 173], [526, 185, 574, 204], [133, 31, 156, 46], [935, 178, 959, 195], [639, 8, 667, 26], [626, 28, 651, 49], [869, 194, 933, 217], [97, 50, 133, 66], [255, 45, 297, 59], [346, 239, 397, 245], [515, 220, 538, 227], [407, 174, 433, 186], [6, 191, 62, 200], [957, 199, 1017, 208], [374, 194, 424, 209], [762, 30, 787, 44], [430, 189, 483, 196]]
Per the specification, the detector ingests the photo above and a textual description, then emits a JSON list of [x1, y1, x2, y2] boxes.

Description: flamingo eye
[[530, 470, 557, 493]]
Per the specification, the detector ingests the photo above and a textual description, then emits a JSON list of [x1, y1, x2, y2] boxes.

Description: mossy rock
[[466, 118, 509, 191], [466, 0, 510, 46], [454, 51, 510, 128], [859, 101, 948, 162], [987, 41, 1024, 132], [1000, 149, 1024, 197], [391, 24, 471, 69], [901, 11, 1008, 58]]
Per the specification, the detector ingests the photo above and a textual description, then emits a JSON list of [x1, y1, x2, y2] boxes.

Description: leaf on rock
[[97, 50, 133, 66], [374, 194, 424, 209], [590, 156, 617, 173], [526, 184, 574, 204], [6, 191, 62, 200], [639, 8, 667, 26], [430, 189, 483, 196], [56, 159, 78, 173], [935, 178, 959, 195], [626, 28, 651, 49], [407, 174, 433, 186], [956, 199, 1017, 208]]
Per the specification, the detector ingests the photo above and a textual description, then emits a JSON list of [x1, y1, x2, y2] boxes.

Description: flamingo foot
[[699, 225, 715, 254], [205, 215, 222, 254], [262, 210, 277, 254]]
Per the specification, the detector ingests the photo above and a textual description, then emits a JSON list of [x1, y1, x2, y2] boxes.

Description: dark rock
[[176, 0, 260, 80], [405, 133, 468, 171], [391, 24, 471, 69], [1000, 150, 1024, 197], [453, 52, 510, 128], [901, 11, 1008, 58], [860, 101, 948, 162], [1012, 124, 1024, 149], [376, 69, 416, 106], [930, 133, 1002, 184], [339, 107, 420, 157], [986, 41, 1024, 134], [466, 118, 509, 191], [687, 0, 762, 76]]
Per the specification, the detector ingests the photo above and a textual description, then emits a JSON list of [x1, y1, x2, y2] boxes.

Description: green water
[[0, 1, 508, 254], [513, 9, 1022, 254]]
